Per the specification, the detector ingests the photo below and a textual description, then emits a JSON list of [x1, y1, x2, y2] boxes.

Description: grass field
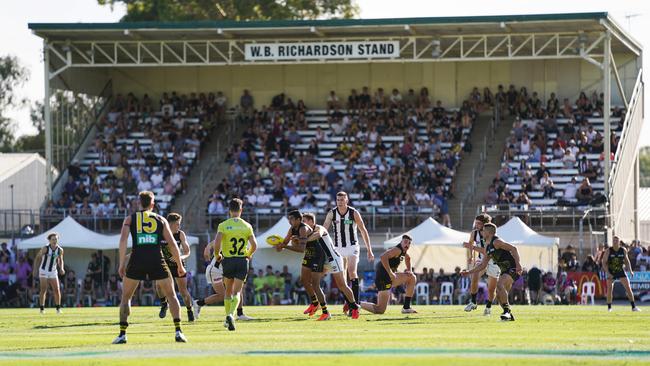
[[0, 304, 649, 365]]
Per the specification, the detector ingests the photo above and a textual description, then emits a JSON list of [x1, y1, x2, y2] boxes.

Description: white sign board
[[245, 41, 400, 61]]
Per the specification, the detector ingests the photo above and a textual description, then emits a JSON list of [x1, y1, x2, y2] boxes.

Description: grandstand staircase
[[169, 117, 244, 235], [447, 112, 512, 230]]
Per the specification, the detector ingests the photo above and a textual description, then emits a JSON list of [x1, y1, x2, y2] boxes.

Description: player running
[[277, 210, 331, 320], [156, 213, 195, 322], [212, 198, 258, 331], [113, 191, 187, 344], [603, 236, 641, 312], [303, 213, 360, 319], [192, 239, 253, 321], [322, 192, 374, 309], [462, 214, 500, 315], [461, 223, 522, 321], [360, 234, 417, 315], [33, 232, 65, 314]]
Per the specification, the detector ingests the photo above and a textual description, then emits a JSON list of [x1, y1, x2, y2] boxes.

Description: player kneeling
[[360, 235, 417, 315]]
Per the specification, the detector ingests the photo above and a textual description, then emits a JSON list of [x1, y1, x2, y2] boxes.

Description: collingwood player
[[462, 214, 500, 315], [461, 223, 522, 321], [303, 213, 360, 319], [322, 191, 374, 310], [602, 236, 641, 312], [33, 232, 65, 314], [113, 191, 187, 344], [156, 213, 195, 322]]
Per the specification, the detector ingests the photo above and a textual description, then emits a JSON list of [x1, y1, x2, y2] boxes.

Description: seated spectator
[[541, 271, 558, 304], [64, 271, 78, 307], [581, 255, 598, 272], [575, 178, 593, 204], [636, 246, 650, 271], [540, 172, 555, 199], [326, 91, 340, 113], [558, 272, 577, 305]]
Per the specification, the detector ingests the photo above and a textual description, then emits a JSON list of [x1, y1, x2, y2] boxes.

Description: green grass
[[0, 305, 649, 365]]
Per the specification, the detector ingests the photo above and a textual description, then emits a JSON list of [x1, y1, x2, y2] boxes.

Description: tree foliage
[[98, 0, 359, 22], [0, 55, 29, 151], [640, 146, 650, 187]]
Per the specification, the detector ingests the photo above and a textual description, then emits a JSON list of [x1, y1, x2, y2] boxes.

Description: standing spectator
[[527, 266, 542, 304], [239, 89, 254, 123], [433, 186, 451, 227]]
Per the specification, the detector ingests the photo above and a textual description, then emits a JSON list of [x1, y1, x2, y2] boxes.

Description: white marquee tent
[[494, 217, 559, 272], [252, 217, 303, 275], [19, 216, 200, 278], [383, 217, 560, 273], [383, 217, 469, 272]]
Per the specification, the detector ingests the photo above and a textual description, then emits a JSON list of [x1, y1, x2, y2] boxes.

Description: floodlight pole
[[44, 40, 53, 200], [603, 31, 611, 232]]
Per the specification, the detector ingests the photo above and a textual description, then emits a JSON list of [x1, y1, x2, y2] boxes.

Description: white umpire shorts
[[335, 245, 360, 267], [205, 262, 223, 286], [475, 258, 500, 279], [39, 271, 59, 280]]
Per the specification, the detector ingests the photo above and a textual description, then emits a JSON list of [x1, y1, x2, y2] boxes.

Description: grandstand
[[23, 11, 643, 258]]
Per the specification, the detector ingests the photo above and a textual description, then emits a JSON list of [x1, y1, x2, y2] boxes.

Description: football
[[266, 234, 284, 246]]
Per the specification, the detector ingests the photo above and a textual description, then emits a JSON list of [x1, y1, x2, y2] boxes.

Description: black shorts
[[167, 262, 187, 278], [302, 241, 325, 273], [501, 267, 520, 282], [374, 268, 393, 291], [222, 257, 249, 281], [126, 255, 170, 281], [609, 272, 627, 280]]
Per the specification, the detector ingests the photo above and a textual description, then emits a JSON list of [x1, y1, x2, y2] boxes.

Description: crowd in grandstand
[[2, 238, 648, 308], [208, 87, 477, 227], [42, 91, 214, 223], [484, 84, 624, 209]]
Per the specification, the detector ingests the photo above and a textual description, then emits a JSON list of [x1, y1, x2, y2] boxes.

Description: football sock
[[486, 300, 492, 309], [119, 321, 128, 336], [237, 307, 244, 317], [197, 298, 206, 307], [40, 305, 44, 311], [501, 303, 511, 313], [607, 303, 612, 310], [160, 297, 167, 307], [348, 298, 359, 310], [471, 293, 477, 303], [403, 296, 412, 309], [631, 301, 636, 309], [310, 295, 318, 306], [230, 294, 241, 317], [225, 296, 232, 315], [56, 304, 61, 311], [351, 278, 360, 303], [173, 318, 181, 332], [320, 303, 329, 314]]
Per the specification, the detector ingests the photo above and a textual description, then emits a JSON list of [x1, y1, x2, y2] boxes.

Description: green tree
[[13, 101, 45, 154], [98, 0, 359, 22], [0, 56, 29, 152], [640, 146, 650, 187]]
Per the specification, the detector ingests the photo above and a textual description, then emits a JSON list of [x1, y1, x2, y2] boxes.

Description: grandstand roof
[[29, 12, 639, 53]]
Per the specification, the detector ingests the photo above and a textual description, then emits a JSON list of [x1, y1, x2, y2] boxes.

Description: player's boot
[[192, 300, 201, 320], [159, 302, 168, 319], [225, 315, 236, 331], [464, 302, 477, 312], [401, 308, 418, 314], [56, 308, 62, 314], [112, 334, 127, 344], [303, 303, 319, 317], [175, 330, 188, 342], [187, 308, 195, 322], [316, 313, 331, 321], [500, 311, 515, 321], [632, 307, 642, 312], [483, 307, 491, 316], [238, 314, 254, 321], [351, 308, 360, 319]]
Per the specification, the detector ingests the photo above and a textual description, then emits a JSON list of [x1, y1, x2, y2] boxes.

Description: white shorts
[[335, 245, 360, 266], [204, 262, 223, 286], [39, 271, 59, 280], [324, 252, 345, 274], [475, 258, 500, 279]]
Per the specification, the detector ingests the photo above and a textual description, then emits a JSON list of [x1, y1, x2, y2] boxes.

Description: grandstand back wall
[[108, 56, 636, 107]]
